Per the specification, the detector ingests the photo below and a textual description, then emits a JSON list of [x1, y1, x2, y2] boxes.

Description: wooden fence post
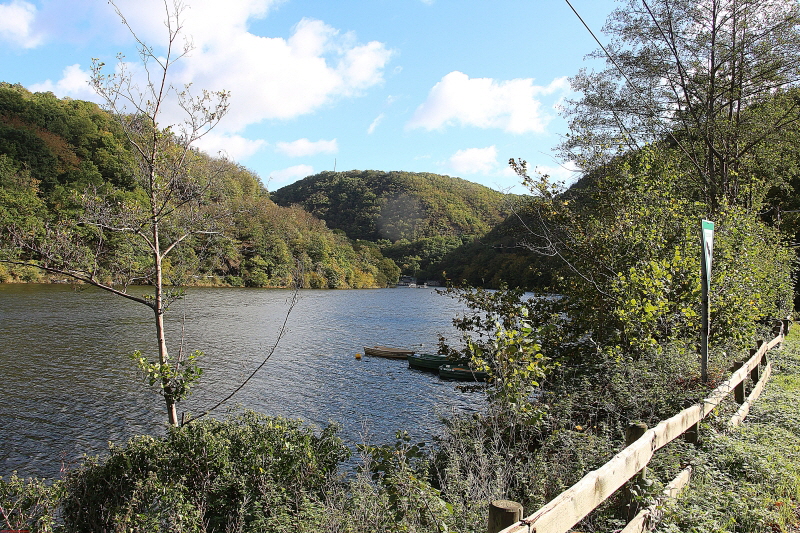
[[757, 340, 768, 367], [732, 361, 745, 404], [621, 422, 649, 522], [683, 400, 699, 444], [750, 348, 760, 383], [487, 500, 523, 533]]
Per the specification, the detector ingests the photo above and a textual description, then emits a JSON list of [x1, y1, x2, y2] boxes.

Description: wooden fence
[[491, 319, 789, 533]]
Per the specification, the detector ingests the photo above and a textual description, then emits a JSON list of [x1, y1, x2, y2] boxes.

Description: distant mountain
[[270, 170, 519, 242]]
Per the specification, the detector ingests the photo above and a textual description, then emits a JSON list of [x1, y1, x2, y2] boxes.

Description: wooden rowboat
[[363, 345, 414, 359], [407, 353, 450, 371], [438, 364, 488, 382]]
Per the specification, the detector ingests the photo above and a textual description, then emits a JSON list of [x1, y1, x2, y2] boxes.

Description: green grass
[[655, 329, 800, 532]]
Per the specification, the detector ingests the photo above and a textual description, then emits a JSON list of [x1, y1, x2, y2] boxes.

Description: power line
[[563, 0, 705, 178]]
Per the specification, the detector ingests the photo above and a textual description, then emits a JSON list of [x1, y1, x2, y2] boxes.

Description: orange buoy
[[355, 353, 362, 360]]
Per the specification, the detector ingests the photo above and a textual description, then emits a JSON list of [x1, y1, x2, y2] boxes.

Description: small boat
[[438, 364, 488, 382], [407, 353, 450, 371], [364, 345, 415, 359]]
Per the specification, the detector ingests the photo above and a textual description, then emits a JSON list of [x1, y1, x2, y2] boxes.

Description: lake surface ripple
[[0, 285, 484, 478]]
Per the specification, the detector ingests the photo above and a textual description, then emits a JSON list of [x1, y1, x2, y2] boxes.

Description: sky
[[0, 0, 618, 194]]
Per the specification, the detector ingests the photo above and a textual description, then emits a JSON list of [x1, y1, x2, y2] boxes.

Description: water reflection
[[0, 285, 483, 478]]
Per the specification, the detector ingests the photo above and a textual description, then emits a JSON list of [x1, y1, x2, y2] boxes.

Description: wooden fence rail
[[622, 358, 775, 533], [495, 322, 787, 533]]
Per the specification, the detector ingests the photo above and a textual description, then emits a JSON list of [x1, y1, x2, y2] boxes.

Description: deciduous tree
[[561, 0, 800, 211], [3, 0, 229, 426]]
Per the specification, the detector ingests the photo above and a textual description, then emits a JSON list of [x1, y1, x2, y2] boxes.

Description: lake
[[0, 284, 484, 479]]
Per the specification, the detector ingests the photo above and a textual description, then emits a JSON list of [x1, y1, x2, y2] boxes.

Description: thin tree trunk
[[152, 186, 179, 426], [155, 305, 179, 426], [708, 0, 719, 210]]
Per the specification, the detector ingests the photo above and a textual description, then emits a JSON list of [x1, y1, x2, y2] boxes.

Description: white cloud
[[39, 3, 393, 134], [407, 71, 570, 134], [276, 138, 338, 157], [449, 146, 498, 175], [499, 165, 518, 179], [0, 0, 42, 48], [177, 16, 393, 132], [29, 64, 94, 99], [104, 0, 282, 45], [367, 113, 384, 134], [27, 4, 391, 173], [269, 164, 314, 186], [193, 132, 267, 160], [339, 40, 393, 91]]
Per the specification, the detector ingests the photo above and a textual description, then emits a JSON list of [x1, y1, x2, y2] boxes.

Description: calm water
[[0, 284, 483, 479]]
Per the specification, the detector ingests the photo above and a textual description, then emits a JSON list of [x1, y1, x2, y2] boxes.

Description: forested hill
[[0, 82, 536, 289], [0, 83, 400, 289], [270, 170, 518, 242]]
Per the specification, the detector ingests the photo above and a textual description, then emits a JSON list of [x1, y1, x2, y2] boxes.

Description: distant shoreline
[[0, 277, 398, 289]]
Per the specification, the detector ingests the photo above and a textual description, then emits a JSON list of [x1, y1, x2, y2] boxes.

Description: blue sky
[[0, 0, 617, 193]]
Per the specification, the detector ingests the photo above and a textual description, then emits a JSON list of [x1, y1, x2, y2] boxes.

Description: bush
[[430, 144, 796, 529], [518, 148, 794, 366], [0, 474, 62, 533], [17, 265, 43, 282], [224, 274, 244, 287], [60, 411, 349, 533], [319, 431, 456, 533]]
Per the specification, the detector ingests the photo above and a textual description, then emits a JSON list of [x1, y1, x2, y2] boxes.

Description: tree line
[[0, 83, 401, 291]]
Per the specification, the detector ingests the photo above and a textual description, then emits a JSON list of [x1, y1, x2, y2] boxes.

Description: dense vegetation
[[5, 331, 800, 533], [4, 0, 800, 530], [271, 170, 513, 242], [0, 81, 527, 288], [424, 210, 552, 288], [420, 0, 800, 530], [0, 83, 400, 289], [271, 170, 519, 280]]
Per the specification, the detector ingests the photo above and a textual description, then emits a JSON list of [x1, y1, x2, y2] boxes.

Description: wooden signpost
[[701, 219, 714, 382]]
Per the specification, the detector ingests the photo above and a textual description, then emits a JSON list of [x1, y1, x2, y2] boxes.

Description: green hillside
[[1, 82, 656, 292], [270, 170, 517, 242], [427, 213, 551, 288], [270, 169, 524, 281], [0, 83, 399, 289]]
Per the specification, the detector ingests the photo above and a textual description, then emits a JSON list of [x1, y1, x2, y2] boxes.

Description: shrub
[[224, 274, 244, 287], [0, 474, 62, 533], [656, 332, 800, 532], [17, 265, 43, 282], [60, 411, 349, 533], [323, 431, 456, 533]]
